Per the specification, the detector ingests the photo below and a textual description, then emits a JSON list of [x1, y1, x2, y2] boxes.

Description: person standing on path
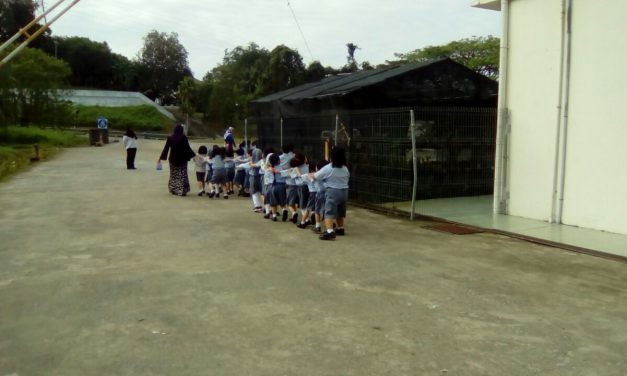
[[122, 127, 138, 169], [224, 126, 236, 152], [158, 124, 196, 196]]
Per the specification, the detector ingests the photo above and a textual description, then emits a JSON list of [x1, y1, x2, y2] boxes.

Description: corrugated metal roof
[[253, 59, 448, 103]]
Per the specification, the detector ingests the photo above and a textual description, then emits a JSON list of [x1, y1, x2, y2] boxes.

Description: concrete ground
[[0, 139, 626, 376]]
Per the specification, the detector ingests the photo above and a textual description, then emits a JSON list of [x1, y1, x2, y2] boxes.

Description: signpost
[[97, 116, 108, 129]]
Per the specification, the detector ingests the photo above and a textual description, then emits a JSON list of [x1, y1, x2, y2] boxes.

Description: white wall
[[506, 0, 563, 221], [561, 0, 627, 234], [504, 0, 627, 235]]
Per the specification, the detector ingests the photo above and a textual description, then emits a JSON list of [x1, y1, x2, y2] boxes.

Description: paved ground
[[1, 138, 626, 376]]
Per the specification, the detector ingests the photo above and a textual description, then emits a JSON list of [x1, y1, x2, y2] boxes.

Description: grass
[[74, 105, 172, 132], [0, 126, 86, 182]]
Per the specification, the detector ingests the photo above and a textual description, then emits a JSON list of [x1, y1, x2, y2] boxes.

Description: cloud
[[49, 0, 500, 78]]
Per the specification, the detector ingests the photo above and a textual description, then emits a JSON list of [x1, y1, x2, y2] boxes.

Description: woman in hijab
[[122, 127, 138, 169], [158, 123, 196, 196]]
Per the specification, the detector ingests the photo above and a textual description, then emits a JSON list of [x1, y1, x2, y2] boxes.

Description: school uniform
[[315, 164, 350, 219], [192, 154, 208, 182], [211, 155, 227, 184], [293, 164, 310, 209], [248, 147, 263, 194], [225, 157, 235, 182]]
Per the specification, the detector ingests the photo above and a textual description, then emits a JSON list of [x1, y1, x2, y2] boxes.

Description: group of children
[[190, 141, 349, 240]]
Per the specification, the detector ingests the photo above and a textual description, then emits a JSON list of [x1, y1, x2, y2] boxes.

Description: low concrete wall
[[60, 89, 176, 121]]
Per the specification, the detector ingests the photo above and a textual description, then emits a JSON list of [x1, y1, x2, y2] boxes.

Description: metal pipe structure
[[555, 0, 573, 223], [409, 110, 418, 221], [0, 0, 82, 68], [0, 0, 66, 53]]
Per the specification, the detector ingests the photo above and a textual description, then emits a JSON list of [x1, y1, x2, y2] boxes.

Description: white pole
[[410, 110, 418, 221], [556, 0, 573, 224], [280, 117, 283, 147], [493, 0, 510, 214]]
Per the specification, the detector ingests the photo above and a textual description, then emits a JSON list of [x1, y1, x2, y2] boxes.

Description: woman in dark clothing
[[158, 124, 196, 196], [122, 127, 138, 169]]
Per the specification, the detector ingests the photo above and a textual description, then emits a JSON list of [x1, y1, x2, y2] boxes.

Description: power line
[[287, 0, 314, 62]]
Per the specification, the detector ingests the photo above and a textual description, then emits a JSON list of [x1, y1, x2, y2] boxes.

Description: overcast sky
[[50, 0, 501, 79]]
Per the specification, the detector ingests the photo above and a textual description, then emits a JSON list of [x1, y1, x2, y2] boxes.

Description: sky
[[49, 0, 501, 79]]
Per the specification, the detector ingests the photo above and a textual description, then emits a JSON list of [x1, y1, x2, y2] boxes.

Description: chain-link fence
[[247, 106, 496, 217]]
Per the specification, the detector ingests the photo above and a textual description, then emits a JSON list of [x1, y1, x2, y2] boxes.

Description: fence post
[[334, 113, 339, 146], [410, 110, 417, 221], [280, 117, 283, 147]]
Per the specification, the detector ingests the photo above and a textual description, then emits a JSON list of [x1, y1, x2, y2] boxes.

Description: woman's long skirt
[[169, 162, 191, 196]]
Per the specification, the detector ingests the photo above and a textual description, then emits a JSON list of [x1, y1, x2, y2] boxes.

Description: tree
[[138, 30, 191, 103], [0, 0, 53, 52], [206, 43, 271, 125], [304, 61, 327, 83], [257, 45, 305, 96], [177, 76, 196, 134], [395, 36, 500, 79], [0, 46, 72, 126], [50, 36, 115, 88]]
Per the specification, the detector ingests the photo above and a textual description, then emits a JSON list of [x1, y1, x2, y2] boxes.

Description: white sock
[[326, 229, 334, 234], [264, 204, 270, 214]]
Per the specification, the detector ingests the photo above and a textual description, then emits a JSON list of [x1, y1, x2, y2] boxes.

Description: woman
[[122, 127, 138, 169], [310, 147, 350, 240], [158, 124, 196, 196]]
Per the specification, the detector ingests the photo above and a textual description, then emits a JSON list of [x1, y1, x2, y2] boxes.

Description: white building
[[473, 0, 627, 236]]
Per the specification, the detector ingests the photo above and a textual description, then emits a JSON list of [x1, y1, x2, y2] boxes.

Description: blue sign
[[97, 116, 108, 129]]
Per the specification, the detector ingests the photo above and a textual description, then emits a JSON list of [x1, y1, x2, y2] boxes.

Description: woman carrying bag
[[158, 124, 196, 196]]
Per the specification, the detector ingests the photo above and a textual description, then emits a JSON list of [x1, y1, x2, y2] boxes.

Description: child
[[296, 160, 316, 229], [278, 144, 294, 221], [310, 148, 349, 240], [192, 145, 208, 195], [233, 148, 248, 196], [290, 153, 309, 225], [311, 159, 329, 233], [225, 148, 235, 195], [209, 146, 228, 199], [266, 153, 286, 221]]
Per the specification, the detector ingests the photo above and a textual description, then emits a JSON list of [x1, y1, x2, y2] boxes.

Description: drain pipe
[[493, 0, 510, 214], [555, 0, 573, 223]]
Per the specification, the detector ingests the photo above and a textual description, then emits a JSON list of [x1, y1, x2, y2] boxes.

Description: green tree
[[206, 43, 271, 125], [177, 76, 196, 134], [51, 36, 115, 88], [395, 36, 500, 79], [257, 45, 305, 95], [0, 0, 53, 52], [304, 61, 327, 83], [0, 46, 72, 126], [138, 30, 192, 103]]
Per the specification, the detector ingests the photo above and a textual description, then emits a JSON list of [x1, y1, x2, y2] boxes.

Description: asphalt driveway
[[0, 139, 626, 375]]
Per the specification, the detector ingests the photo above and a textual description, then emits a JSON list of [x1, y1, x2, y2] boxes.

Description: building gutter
[[493, 0, 510, 214], [552, 0, 573, 223]]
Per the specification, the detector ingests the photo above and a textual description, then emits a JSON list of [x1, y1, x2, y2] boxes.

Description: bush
[[0, 126, 85, 181], [0, 126, 85, 147], [74, 105, 172, 131]]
